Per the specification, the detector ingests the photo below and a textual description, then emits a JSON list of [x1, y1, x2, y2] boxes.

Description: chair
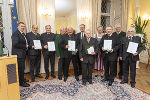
[[147, 48, 150, 68]]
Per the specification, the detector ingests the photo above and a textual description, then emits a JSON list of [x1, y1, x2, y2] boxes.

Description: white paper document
[[68, 40, 75, 51], [48, 41, 55, 51], [103, 40, 112, 51], [33, 40, 42, 49], [127, 42, 138, 54], [87, 46, 94, 54]]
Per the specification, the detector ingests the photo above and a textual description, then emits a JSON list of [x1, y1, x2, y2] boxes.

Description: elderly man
[[79, 29, 98, 85], [12, 22, 30, 87], [55, 27, 66, 80], [113, 24, 126, 79], [61, 27, 79, 82], [100, 26, 120, 86], [26, 25, 43, 82], [41, 25, 56, 79], [120, 27, 143, 88]]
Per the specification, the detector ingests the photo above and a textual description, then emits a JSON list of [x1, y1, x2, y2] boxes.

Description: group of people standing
[[12, 22, 143, 88]]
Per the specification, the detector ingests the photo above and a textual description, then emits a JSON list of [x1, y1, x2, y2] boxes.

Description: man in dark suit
[[120, 27, 143, 88], [55, 27, 66, 80], [61, 27, 79, 82], [79, 29, 98, 85], [41, 25, 56, 79], [100, 26, 120, 86], [113, 24, 126, 79], [76, 24, 86, 75], [12, 22, 30, 87], [26, 25, 43, 82]]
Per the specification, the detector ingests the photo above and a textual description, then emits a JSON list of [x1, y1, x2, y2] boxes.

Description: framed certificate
[[48, 41, 55, 51], [127, 42, 138, 54], [103, 40, 112, 51], [68, 40, 75, 51], [33, 40, 42, 49]]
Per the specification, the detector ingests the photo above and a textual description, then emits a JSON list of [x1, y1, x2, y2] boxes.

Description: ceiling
[[55, 0, 76, 17]]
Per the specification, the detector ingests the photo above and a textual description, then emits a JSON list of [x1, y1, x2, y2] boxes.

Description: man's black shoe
[[108, 81, 113, 86], [20, 82, 30, 87], [82, 82, 86, 86], [75, 77, 79, 81], [45, 76, 49, 79], [101, 78, 109, 82], [35, 74, 43, 78], [24, 78, 29, 82], [64, 77, 68, 82], [131, 84, 135, 88], [120, 80, 128, 84], [51, 74, 56, 78], [58, 77, 62, 80]]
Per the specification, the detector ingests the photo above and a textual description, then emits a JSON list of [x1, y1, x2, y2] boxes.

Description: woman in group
[[93, 26, 104, 77]]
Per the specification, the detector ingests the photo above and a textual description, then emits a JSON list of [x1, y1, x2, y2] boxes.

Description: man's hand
[[26, 45, 29, 49], [44, 45, 48, 49], [102, 47, 106, 51], [91, 52, 96, 55], [66, 45, 69, 48], [75, 49, 78, 53], [133, 52, 138, 56], [110, 49, 113, 53], [32, 46, 35, 49], [57, 56, 60, 60], [120, 57, 122, 60], [80, 58, 83, 61]]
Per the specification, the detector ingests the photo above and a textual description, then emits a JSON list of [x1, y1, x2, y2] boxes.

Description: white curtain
[[121, 0, 129, 31], [76, 0, 92, 32], [16, 0, 37, 32], [92, 0, 101, 34]]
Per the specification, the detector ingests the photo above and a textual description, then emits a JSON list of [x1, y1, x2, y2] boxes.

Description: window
[[101, 0, 111, 32], [0, 7, 4, 48]]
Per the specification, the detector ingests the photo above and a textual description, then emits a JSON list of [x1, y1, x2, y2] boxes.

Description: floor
[[24, 62, 150, 94]]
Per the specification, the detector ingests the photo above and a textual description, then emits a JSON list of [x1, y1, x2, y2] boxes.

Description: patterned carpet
[[20, 76, 150, 100]]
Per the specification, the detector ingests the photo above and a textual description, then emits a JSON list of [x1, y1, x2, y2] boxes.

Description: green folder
[[0, 40, 3, 56]]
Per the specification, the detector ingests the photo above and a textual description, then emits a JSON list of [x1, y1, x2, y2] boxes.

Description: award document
[[104, 40, 112, 51], [68, 40, 75, 51], [127, 42, 138, 54], [33, 40, 42, 49], [87, 46, 94, 54], [48, 41, 55, 51]]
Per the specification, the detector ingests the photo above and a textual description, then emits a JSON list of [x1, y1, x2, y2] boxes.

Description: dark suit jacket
[[120, 36, 143, 61], [26, 32, 41, 56], [40, 32, 56, 56], [76, 32, 85, 50], [12, 30, 27, 58], [60, 34, 78, 58], [79, 37, 98, 64], [99, 33, 120, 61], [113, 31, 126, 56]]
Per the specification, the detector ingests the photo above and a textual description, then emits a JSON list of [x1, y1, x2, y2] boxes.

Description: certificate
[[48, 41, 55, 51], [68, 40, 76, 51], [103, 40, 112, 51], [87, 46, 94, 54], [33, 40, 42, 49], [127, 42, 138, 54]]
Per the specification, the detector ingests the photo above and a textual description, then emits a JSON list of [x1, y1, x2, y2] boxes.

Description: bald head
[[32, 25, 38, 33], [115, 24, 121, 33], [67, 27, 73, 35], [85, 29, 92, 38]]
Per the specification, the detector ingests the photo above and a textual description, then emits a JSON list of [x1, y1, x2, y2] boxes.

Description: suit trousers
[[123, 55, 136, 84], [77, 52, 82, 75], [43, 53, 55, 76], [82, 63, 93, 82], [17, 58, 25, 85], [29, 54, 41, 78], [103, 57, 116, 82], [64, 55, 78, 78], [118, 59, 123, 76], [58, 58, 65, 78]]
